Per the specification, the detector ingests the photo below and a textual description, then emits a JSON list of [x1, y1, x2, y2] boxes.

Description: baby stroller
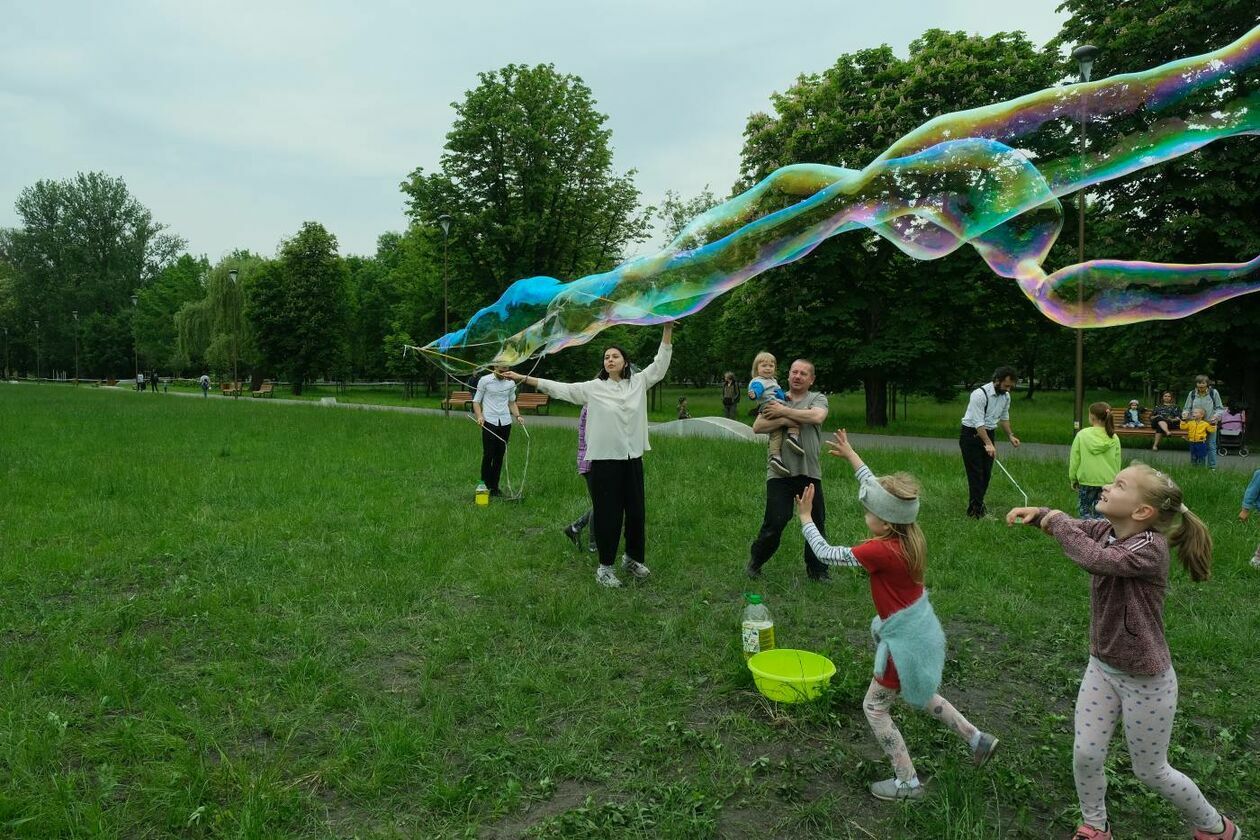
[[1217, 408, 1249, 457]]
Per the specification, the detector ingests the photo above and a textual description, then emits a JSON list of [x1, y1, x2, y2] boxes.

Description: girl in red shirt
[[796, 430, 998, 802]]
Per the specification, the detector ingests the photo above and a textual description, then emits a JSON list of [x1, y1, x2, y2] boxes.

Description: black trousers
[[959, 425, 994, 517], [749, 475, 828, 579], [589, 458, 645, 567], [480, 421, 512, 492]]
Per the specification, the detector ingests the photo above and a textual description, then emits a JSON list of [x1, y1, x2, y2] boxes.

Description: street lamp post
[[3, 326, 8, 380], [228, 269, 240, 396], [131, 294, 139, 389], [72, 309, 79, 385], [1071, 44, 1099, 435], [437, 214, 452, 412], [34, 320, 40, 381]]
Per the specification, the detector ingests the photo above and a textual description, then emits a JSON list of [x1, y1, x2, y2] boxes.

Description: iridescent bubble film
[[424, 25, 1260, 375]]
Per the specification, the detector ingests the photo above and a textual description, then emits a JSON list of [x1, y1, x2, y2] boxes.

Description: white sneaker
[[596, 565, 622, 588], [1250, 552, 1260, 570], [621, 555, 651, 579]]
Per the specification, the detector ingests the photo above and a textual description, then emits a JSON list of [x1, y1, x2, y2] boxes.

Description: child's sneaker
[[769, 455, 790, 477], [621, 555, 650, 579], [1071, 824, 1111, 840], [971, 732, 999, 767], [562, 524, 585, 552], [784, 433, 805, 456], [1193, 816, 1240, 840], [595, 565, 622, 588], [869, 777, 924, 801], [1251, 548, 1260, 569]]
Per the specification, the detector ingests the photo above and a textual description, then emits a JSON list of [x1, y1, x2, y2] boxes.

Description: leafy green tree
[[249, 223, 351, 395], [4, 172, 185, 377], [1052, 2, 1260, 419], [400, 64, 653, 327], [175, 253, 265, 383], [136, 254, 209, 375], [735, 31, 1061, 424]]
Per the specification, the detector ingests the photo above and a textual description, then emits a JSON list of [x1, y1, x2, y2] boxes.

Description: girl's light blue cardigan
[[870, 591, 946, 708]]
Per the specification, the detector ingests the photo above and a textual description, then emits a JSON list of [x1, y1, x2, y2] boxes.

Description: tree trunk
[[864, 372, 888, 427]]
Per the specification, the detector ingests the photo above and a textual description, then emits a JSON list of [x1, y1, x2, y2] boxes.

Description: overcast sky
[[1, 0, 1066, 263]]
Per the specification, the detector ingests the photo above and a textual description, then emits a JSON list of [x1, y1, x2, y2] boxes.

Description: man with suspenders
[[959, 366, 1022, 519]]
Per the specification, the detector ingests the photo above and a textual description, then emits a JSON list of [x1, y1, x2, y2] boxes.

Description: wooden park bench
[[252, 380, 275, 398], [441, 390, 474, 411], [515, 392, 551, 415], [1110, 407, 1187, 439], [221, 381, 243, 397]]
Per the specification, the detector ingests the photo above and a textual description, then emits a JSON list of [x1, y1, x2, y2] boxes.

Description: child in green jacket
[[1069, 402, 1122, 519]]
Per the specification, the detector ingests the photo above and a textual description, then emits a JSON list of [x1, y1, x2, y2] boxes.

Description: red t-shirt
[[852, 536, 924, 690]]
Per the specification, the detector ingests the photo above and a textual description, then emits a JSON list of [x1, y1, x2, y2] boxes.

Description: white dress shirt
[[960, 382, 1010, 430], [473, 374, 517, 425], [534, 342, 672, 460]]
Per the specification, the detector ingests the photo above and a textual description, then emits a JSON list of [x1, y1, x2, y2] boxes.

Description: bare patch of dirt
[[479, 780, 596, 839]]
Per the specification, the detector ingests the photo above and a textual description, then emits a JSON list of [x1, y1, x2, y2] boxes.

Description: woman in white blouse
[[504, 324, 673, 587]]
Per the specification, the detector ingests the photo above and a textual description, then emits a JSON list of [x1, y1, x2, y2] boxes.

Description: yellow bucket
[[747, 648, 836, 703]]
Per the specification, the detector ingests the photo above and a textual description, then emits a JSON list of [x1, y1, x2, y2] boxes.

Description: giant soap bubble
[[424, 26, 1260, 375]]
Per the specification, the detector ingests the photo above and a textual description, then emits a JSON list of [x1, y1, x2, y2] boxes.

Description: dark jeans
[[959, 425, 994, 517], [589, 458, 645, 567], [1077, 485, 1104, 519], [722, 399, 737, 419], [749, 475, 828, 579], [480, 421, 512, 492]]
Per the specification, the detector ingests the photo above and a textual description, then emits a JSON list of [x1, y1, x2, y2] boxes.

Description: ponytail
[[1089, 401, 1115, 437], [1169, 507, 1213, 582]]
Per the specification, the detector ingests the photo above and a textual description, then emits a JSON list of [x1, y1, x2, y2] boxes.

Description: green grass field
[[2, 385, 1256, 838]]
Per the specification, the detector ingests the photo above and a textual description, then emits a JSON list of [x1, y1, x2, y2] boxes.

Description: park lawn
[[154, 378, 1174, 450], [2, 385, 1255, 839]]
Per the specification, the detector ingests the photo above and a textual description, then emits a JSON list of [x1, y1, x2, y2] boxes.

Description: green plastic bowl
[[747, 649, 837, 703]]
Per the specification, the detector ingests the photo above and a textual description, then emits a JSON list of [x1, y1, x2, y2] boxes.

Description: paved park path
[[136, 384, 1257, 476]]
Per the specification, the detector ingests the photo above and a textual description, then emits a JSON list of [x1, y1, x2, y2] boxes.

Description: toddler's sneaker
[[769, 455, 791, 477], [1251, 547, 1260, 569], [1193, 816, 1240, 840], [1071, 824, 1111, 840], [621, 555, 650, 579], [562, 524, 586, 552], [971, 731, 999, 767], [784, 433, 806, 456], [869, 777, 924, 801], [595, 565, 622, 588]]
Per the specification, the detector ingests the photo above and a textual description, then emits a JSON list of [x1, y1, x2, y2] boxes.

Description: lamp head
[[1072, 44, 1099, 82], [228, 269, 239, 283], [437, 214, 452, 236]]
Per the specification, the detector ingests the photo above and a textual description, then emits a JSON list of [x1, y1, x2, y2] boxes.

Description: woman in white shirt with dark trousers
[[505, 324, 672, 588]]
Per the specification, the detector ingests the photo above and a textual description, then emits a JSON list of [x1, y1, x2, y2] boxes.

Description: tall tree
[[1052, 2, 1260, 421], [4, 172, 185, 377], [735, 32, 1062, 424], [175, 254, 264, 382], [400, 64, 653, 329], [136, 254, 209, 375], [249, 223, 351, 395]]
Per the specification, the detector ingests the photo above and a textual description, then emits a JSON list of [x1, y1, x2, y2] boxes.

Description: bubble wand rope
[[993, 455, 1030, 522]]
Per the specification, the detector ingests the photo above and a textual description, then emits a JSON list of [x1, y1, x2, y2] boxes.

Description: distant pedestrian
[[199, 373, 210, 398], [721, 371, 739, 420], [136, 371, 144, 392], [959, 366, 1022, 519]]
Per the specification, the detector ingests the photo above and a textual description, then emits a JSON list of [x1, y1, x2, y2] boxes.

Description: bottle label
[[742, 621, 775, 656]]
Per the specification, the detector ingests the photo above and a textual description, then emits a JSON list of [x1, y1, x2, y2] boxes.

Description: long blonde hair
[[1129, 462, 1213, 581], [877, 473, 926, 584], [750, 351, 776, 380]]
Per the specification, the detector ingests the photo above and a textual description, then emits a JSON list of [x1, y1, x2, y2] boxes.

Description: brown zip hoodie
[[1033, 510, 1171, 675]]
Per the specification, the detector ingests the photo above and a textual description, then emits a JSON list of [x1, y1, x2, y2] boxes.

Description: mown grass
[[1, 385, 1256, 839]]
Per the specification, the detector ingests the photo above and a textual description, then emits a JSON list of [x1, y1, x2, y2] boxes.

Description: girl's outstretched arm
[[796, 484, 861, 568]]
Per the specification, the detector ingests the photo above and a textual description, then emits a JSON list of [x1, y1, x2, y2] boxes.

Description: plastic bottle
[[475, 481, 489, 506], [741, 593, 775, 659]]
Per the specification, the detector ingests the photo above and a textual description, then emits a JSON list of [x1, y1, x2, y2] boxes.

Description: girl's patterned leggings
[[1074, 657, 1221, 830], [862, 679, 978, 781]]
